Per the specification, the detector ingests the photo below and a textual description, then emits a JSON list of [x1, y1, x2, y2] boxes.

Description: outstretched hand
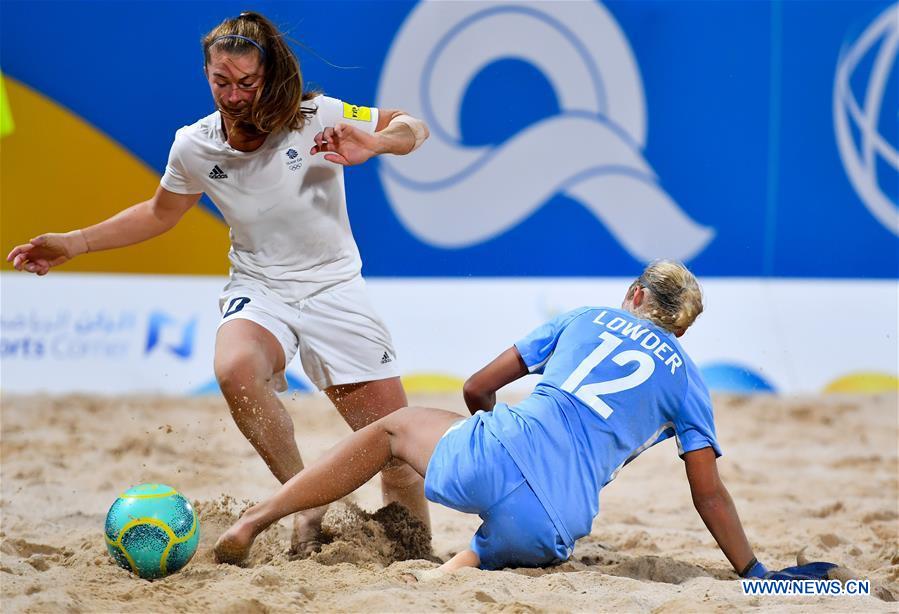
[[6, 232, 87, 276], [743, 555, 839, 581], [761, 561, 838, 580], [310, 123, 380, 166]]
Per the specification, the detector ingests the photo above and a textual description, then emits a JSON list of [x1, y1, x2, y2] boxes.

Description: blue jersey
[[479, 307, 721, 550]]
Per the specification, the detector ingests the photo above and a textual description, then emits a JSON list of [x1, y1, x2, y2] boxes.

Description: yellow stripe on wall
[[824, 372, 899, 393], [0, 77, 230, 275]]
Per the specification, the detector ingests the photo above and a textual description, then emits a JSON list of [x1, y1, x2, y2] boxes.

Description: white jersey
[[160, 95, 380, 302]]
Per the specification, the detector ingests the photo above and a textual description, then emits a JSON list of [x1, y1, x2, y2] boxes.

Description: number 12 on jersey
[[560, 331, 655, 419]]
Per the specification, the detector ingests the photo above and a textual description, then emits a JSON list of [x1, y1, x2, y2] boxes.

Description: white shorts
[[217, 277, 399, 391]]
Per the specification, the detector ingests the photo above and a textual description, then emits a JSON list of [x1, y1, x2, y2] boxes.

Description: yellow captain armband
[[342, 102, 372, 122]]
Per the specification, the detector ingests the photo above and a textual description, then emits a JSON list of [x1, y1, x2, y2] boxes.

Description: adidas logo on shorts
[[380, 351, 392, 364], [209, 165, 228, 179]]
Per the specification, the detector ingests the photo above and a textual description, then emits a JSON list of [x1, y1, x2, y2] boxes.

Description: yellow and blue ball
[[104, 483, 199, 580]]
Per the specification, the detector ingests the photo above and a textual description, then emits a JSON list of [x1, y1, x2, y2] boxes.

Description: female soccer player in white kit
[[6, 11, 431, 553]]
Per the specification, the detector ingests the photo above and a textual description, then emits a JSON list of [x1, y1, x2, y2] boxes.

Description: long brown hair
[[203, 12, 319, 136]]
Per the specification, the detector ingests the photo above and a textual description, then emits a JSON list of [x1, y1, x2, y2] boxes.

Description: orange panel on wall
[[0, 77, 230, 276]]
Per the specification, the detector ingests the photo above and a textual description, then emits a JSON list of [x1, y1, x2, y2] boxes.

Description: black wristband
[[739, 557, 759, 578]]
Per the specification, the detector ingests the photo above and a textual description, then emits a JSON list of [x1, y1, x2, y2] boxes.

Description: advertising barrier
[[2, 273, 895, 395]]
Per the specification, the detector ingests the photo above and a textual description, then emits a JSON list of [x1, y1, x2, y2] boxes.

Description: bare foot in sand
[[288, 507, 328, 558], [411, 568, 445, 582], [213, 519, 257, 565]]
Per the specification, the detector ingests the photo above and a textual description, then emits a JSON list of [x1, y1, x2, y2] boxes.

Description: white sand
[[1, 392, 896, 612]]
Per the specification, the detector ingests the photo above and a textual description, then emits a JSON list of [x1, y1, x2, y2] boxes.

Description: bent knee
[[214, 349, 275, 392], [381, 406, 424, 436]]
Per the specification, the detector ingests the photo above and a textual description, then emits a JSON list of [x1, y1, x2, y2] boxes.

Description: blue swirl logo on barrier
[[145, 312, 197, 360], [700, 363, 776, 394], [377, 1, 714, 262], [834, 3, 899, 236]]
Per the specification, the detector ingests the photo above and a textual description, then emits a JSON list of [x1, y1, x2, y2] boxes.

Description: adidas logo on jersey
[[380, 351, 392, 364], [209, 165, 228, 179]]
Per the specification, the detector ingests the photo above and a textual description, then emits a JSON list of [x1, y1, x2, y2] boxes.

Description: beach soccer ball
[[104, 483, 199, 580]]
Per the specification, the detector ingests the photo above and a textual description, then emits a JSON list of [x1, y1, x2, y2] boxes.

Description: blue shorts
[[424, 411, 570, 570]]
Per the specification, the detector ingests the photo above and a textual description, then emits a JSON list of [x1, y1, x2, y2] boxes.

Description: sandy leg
[[213, 407, 461, 565]]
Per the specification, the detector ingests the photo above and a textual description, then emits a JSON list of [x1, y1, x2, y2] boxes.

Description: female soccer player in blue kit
[[214, 260, 833, 580]]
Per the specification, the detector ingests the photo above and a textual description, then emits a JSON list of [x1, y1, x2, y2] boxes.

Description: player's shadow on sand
[[512, 543, 733, 584], [594, 554, 731, 584]]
